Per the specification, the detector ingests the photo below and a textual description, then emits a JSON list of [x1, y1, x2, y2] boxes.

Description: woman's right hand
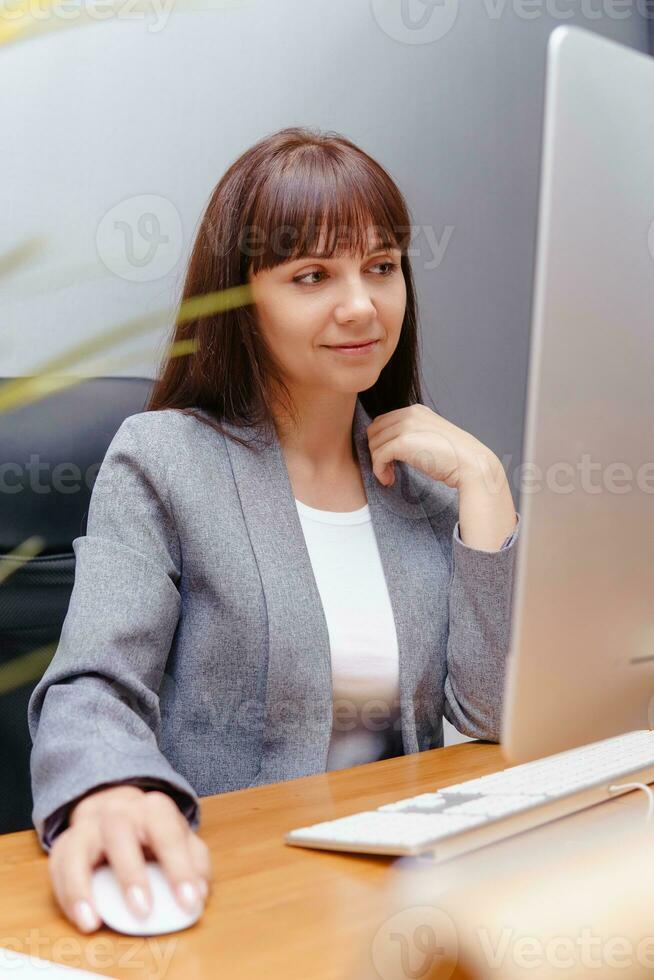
[[48, 784, 212, 934]]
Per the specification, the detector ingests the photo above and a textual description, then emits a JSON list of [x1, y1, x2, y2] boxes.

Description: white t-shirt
[[294, 498, 403, 771]]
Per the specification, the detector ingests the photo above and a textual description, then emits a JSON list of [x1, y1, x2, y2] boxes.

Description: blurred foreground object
[[358, 785, 654, 980]]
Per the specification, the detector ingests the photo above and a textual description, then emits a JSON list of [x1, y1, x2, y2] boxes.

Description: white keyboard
[[285, 729, 654, 859]]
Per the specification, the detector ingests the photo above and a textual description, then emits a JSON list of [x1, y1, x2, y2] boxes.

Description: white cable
[[607, 782, 654, 822]]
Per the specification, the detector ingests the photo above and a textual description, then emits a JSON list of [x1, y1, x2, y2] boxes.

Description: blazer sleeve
[[27, 415, 201, 854], [442, 503, 521, 742]]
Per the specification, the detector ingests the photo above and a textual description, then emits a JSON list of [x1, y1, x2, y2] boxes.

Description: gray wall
[[1, 2, 650, 745]]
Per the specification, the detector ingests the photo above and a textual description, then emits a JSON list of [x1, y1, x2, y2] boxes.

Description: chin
[[332, 373, 380, 395]]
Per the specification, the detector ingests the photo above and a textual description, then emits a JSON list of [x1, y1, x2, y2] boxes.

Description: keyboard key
[[379, 794, 448, 813], [444, 794, 547, 818]]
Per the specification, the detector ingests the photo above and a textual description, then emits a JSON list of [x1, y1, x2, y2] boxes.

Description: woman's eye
[[373, 261, 398, 276], [293, 270, 325, 285], [292, 261, 398, 286]]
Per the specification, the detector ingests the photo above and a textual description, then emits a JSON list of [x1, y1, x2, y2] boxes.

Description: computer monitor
[[502, 25, 654, 764]]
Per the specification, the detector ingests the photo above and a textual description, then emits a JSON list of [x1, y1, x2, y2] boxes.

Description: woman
[[28, 126, 519, 934]]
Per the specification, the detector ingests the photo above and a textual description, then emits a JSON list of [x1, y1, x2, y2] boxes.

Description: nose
[[334, 277, 377, 324]]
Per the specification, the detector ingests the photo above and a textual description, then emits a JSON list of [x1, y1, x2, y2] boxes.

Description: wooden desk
[[1, 742, 652, 980]]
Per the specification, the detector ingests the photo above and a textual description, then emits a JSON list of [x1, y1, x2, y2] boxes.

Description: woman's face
[[247, 228, 406, 400]]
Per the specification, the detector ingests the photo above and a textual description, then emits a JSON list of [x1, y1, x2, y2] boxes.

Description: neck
[[271, 390, 359, 472]]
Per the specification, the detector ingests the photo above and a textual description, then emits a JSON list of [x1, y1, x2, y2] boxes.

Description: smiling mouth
[[326, 339, 379, 350]]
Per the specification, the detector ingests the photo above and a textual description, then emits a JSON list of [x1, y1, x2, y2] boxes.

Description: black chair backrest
[[0, 377, 154, 834]]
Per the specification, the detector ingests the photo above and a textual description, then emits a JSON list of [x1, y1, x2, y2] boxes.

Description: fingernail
[[127, 884, 151, 917], [74, 899, 99, 933], [198, 878, 208, 900], [176, 880, 200, 911]]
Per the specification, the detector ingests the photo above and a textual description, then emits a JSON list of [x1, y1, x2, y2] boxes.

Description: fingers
[[188, 832, 213, 900], [49, 822, 104, 934], [140, 792, 206, 912], [101, 811, 154, 918], [371, 444, 396, 485]]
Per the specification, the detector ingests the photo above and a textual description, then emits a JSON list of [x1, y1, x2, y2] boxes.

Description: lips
[[328, 340, 378, 349]]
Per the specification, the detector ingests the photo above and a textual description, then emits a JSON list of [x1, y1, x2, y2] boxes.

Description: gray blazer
[[28, 396, 520, 852]]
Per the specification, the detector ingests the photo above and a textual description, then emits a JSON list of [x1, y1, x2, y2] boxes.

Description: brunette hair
[[146, 126, 424, 449]]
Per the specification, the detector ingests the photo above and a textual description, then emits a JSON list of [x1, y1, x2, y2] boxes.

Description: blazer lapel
[[351, 399, 448, 757], [221, 409, 332, 783], [221, 396, 444, 781]]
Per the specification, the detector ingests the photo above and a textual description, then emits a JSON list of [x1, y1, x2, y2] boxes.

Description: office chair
[[0, 377, 154, 834]]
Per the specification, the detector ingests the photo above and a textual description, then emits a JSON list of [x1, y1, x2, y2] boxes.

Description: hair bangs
[[244, 147, 410, 278]]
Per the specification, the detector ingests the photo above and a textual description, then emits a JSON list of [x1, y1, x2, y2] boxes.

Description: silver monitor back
[[502, 26, 654, 764]]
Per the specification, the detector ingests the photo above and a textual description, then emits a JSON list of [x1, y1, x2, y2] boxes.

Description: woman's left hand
[[366, 404, 518, 551], [366, 403, 499, 491]]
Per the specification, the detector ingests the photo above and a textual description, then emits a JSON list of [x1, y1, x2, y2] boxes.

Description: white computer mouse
[[90, 861, 205, 936]]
